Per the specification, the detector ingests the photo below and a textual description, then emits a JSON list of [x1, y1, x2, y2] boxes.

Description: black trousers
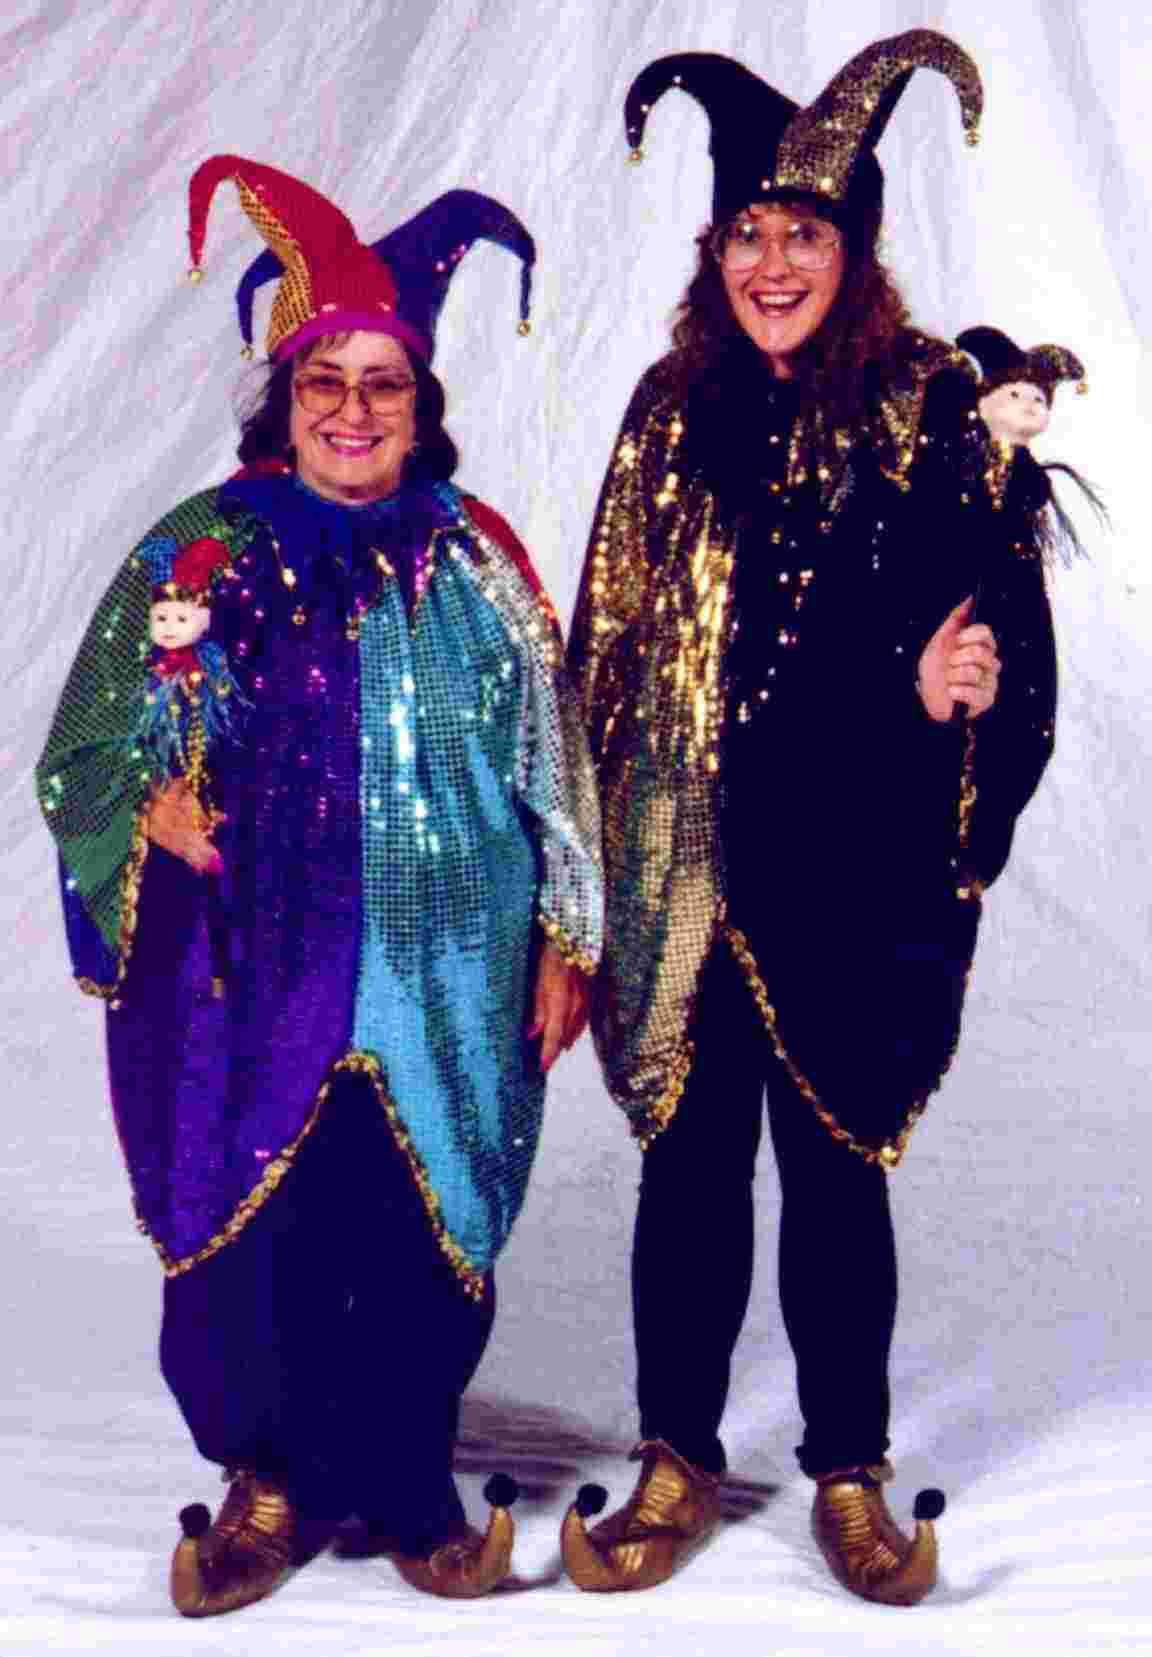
[[160, 1074, 494, 1549], [632, 945, 898, 1478]]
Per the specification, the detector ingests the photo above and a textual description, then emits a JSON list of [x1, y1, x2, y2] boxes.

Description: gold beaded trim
[[633, 1042, 695, 1150], [329, 1051, 489, 1300], [538, 911, 597, 976], [148, 1049, 488, 1298], [724, 923, 926, 1169], [75, 801, 152, 1008], [150, 1095, 323, 1278], [954, 723, 984, 902]]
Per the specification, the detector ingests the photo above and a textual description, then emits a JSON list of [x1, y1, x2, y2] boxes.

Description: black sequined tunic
[[569, 330, 1056, 1160]]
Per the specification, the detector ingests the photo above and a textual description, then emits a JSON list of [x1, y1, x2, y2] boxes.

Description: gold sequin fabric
[[1023, 344, 1087, 394], [773, 30, 982, 203], [568, 374, 736, 1138], [235, 179, 312, 359], [800, 334, 977, 505], [569, 342, 1057, 1154], [956, 327, 1087, 398]]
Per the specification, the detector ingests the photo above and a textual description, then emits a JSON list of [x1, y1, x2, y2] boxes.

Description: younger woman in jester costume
[[36, 158, 602, 1617], [561, 33, 1078, 1604]]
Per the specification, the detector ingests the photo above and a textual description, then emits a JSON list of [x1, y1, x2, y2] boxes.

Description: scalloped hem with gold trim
[[142, 1049, 490, 1302], [621, 1043, 694, 1151], [330, 1051, 489, 1301], [723, 925, 937, 1170]]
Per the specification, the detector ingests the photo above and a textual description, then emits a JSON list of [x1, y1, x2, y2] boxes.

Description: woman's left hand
[[528, 940, 591, 1073], [917, 596, 1001, 722]]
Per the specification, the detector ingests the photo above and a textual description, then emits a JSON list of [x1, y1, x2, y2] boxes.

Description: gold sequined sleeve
[[568, 366, 734, 1139], [567, 367, 667, 757]]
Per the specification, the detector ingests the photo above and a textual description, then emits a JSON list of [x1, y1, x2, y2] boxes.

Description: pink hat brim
[[274, 311, 430, 362]]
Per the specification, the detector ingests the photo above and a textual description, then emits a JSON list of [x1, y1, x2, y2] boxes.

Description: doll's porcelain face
[[978, 380, 1050, 444], [150, 600, 210, 650]]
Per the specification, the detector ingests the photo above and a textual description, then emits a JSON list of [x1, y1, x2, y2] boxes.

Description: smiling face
[[289, 332, 417, 504], [978, 379, 1051, 445], [719, 203, 845, 377], [150, 600, 210, 650]]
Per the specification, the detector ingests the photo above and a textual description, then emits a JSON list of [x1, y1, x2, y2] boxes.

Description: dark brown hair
[[236, 334, 460, 482], [666, 210, 910, 432]]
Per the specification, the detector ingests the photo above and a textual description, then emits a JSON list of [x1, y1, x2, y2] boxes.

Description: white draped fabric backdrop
[[4, 1, 1150, 1652]]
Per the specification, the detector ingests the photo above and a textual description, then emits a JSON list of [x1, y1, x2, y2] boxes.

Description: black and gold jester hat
[[624, 29, 983, 242], [956, 326, 1087, 401]]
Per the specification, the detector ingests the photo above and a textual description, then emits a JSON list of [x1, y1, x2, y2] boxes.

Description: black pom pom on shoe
[[574, 1483, 608, 1519], [913, 1488, 946, 1522], [483, 1473, 520, 1510], [178, 1503, 212, 1539]]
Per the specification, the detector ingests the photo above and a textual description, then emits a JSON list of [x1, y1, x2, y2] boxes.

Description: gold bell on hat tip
[[186, 266, 204, 284], [240, 344, 255, 361], [966, 130, 980, 148], [629, 146, 644, 164], [1076, 380, 1089, 395], [517, 319, 531, 337]]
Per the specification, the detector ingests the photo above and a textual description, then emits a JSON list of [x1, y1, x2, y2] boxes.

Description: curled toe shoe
[[170, 1469, 296, 1618], [561, 1439, 721, 1592], [390, 1474, 518, 1599], [810, 1460, 945, 1606]]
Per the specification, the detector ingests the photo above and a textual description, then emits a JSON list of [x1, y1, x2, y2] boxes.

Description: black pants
[[632, 945, 898, 1478], [160, 1074, 494, 1549]]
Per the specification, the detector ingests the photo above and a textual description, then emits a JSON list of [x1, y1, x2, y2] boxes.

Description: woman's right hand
[[146, 779, 225, 875], [916, 597, 1001, 722]]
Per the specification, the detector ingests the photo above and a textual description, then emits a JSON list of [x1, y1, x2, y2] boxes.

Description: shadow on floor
[[453, 1392, 780, 1522]]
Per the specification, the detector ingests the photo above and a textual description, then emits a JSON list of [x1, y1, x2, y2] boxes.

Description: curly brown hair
[[666, 211, 910, 432]]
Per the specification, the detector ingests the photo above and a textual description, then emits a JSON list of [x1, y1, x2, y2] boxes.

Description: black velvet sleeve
[[962, 448, 1058, 888], [891, 370, 1057, 891]]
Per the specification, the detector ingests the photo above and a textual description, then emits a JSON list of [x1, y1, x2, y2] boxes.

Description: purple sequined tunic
[[39, 474, 602, 1288]]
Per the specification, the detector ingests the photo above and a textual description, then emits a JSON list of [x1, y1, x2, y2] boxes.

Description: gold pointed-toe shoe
[[811, 1461, 944, 1606], [390, 1474, 518, 1599], [561, 1439, 721, 1592], [170, 1469, 296, 1618]]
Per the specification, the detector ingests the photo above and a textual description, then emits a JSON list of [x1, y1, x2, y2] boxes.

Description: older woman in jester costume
[[560, 34, 1073, 1604], [36, 157, 601, 1617]]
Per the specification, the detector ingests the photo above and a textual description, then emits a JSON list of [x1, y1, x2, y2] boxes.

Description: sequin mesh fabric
[[773, 30, 982, 203], [38, 477, 601, 1293], [234, 179, 313, 359], [352, 504, 602, 1280], [568, 336, 1056, 1159]]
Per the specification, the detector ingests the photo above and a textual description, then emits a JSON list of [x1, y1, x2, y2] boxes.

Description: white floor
[[5, 985, 1151, 1656]]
